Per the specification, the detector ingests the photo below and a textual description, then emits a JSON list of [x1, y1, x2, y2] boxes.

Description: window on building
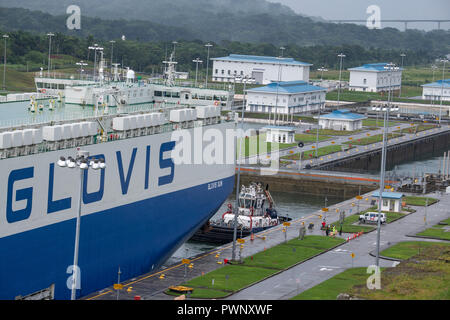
[[363, 79, 367, 85], [221, 70, 224, 75], [215, 69, 218, 74]]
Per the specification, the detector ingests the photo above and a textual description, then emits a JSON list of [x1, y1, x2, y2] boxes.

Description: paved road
[[226, 190, 450, 300]]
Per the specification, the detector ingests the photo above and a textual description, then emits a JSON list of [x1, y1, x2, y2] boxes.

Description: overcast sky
[[270, 0, 450, 30]]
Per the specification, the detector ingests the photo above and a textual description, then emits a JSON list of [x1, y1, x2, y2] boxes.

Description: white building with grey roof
[[211, 54, 312, 85]]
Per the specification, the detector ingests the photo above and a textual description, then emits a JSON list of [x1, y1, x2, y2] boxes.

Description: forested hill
[[0, 3, 448, 55]]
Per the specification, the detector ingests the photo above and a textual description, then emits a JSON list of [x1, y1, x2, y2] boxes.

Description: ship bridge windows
[[154, 90, 162, 97], [172, 92, 180, 98]]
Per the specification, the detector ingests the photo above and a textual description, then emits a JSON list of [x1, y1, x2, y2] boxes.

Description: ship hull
[[0, 121, 235, 300]]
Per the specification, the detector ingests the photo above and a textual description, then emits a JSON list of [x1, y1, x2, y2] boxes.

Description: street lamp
[[317, 67, 328, 82], [399, 53, 406, 97], [57, 150, 106, 300], [438, 58, 448, 126], [47, 33, 54, 77], [2, 34, 8, 91], [337, 53, 346, 105], [192, 58, 203, 87], [232, 75, 255, 262], [205, 43, 213, 88], [88, 44, 104, 81], [375, 62, 399, 268], [431, 64, 438, 105], [76, 61, 88, 79], [172, 41, 178, 60]]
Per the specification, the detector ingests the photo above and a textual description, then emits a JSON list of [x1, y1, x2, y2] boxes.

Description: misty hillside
[[0, 0, 297, 26], [0, 2, 448, 54]]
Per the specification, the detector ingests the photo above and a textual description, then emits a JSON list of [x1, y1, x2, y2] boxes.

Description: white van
[[359, 212, 386, 224]]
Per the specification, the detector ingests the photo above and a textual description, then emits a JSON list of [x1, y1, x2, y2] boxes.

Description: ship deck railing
[[0, 106, 235, 160]]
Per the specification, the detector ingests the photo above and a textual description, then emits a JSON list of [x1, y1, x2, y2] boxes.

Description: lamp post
[[399, 53, 406, 97], [172, 41, 178, 60], [47, 33, 54, 77], [375, 62, 399, 267], [76, 61, 88, 79], [57, 150, 106, 300], [2, 34, 8, 91], [109, 40, 115, 76], [192, 58, 203, 87], [337, 53, 346, 106], [205, 43, 213, 88], [318, 67, 328, 82], [88, 44, 104, 82], [438, 58, 448, 126], [232, 75, 255, 262]]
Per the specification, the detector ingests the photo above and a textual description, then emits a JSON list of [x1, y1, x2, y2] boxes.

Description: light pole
[[375, 62, 399, 267], [57, 150, 106, 300], [109, 40, 115, 76], [399, 53, 406, 97], [205, 43, 213, 88], [318, 67, 328, 81], [47, 33, 54, 77], [232, 74, 255, 262], [192, 58, 203, 87], [274, 53, 284, 124], [438, 58, 448, 126], [2, 34, 8, 91], [172, 41, 178, 59], [337, 53, 346, 105], [76, 61, 88, 79], [88, 44, 104, 82]]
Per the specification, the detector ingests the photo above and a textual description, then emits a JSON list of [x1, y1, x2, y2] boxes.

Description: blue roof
[[211, 54, 312, 66], [247, 81, 326, 94], [348, 63, 403, 72], [319, 109, 366, 121], [422, 79, 450, 88], [372, 191, 404, 199]]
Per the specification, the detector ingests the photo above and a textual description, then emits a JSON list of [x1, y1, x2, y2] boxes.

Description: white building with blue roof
[[422, 79, 450, 102], [316, 109, 367, 131], [245, 80, 326, 115], [348, 63, 402, 93], [211, 54, 312, 84]]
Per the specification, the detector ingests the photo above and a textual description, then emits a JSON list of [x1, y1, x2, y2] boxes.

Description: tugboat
[[190, 182, 291, 244]]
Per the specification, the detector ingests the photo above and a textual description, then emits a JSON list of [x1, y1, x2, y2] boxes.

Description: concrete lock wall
[[318, 131, 450, 173]]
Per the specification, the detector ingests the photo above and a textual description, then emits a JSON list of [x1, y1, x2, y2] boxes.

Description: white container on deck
[[61, 124, 73, 140], [80, 122, 90, 137], [128, 116, 137, 130], [0, 132, 12, 149], [112, 117, 129, 131], [43, 125, 63, 142], [32, 129, 43, 144], [22, 129, 34, 146], [88, 122, 98, 136], [71, 123, 81, 138]]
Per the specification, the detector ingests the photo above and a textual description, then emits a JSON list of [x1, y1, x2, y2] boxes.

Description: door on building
[[252, 71, 264, 84]]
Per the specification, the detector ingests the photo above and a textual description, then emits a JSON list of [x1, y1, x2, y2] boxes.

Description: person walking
[[325, 225, 330, 237]]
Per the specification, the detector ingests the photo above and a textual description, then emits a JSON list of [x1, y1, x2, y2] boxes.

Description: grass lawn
[[282, 144, 344, 161], [403, 196, 438, 206], [237, 133, 297, 157], [342, 133, 403, 146], [351, 244, 450, 300], [380, 241, 450, 260], [325, 206, 406, 234], [306, 128, 362, 136], [416, 223, 450, 241], [362, 118, 400, 127], [169, 235, 344, 299], [291, 267, 382, 300], [295, 133, 331, 143], [395, 124, 438, 134]]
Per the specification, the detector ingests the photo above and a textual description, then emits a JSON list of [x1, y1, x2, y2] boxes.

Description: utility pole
[[399, 53, 406, 97], [192, 58, 203, 87], [109, 40, 115, 76], [438, 58, 448, 126]]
